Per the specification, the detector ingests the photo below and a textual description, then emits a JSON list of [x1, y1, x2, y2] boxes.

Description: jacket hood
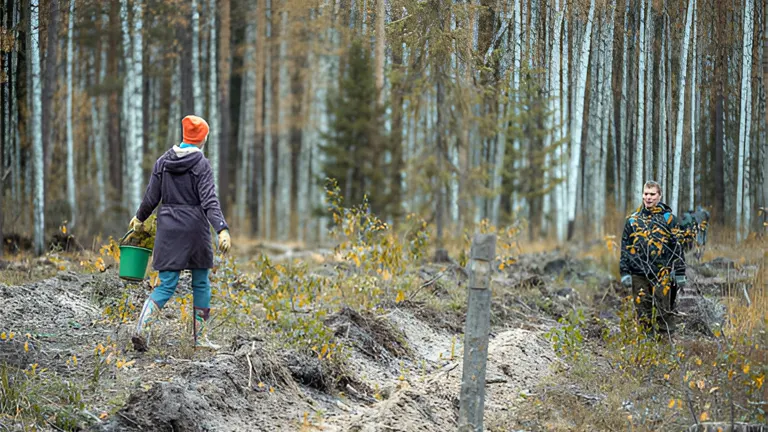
[[164, 146, 204, 174]]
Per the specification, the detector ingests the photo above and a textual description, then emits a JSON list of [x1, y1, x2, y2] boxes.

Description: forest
[[0, 0, 765, 255], [0, 1, 767, 431]]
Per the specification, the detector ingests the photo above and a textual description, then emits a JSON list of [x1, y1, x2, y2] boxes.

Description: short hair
[[643, 180, 662, 195]]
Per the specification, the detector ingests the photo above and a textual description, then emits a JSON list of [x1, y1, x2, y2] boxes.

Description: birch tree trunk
[[658, 10, 668, 195], [92, 44, 107, 215], [11, 0, 20, 206], [65, 0, 77, 227], [549, 0, 565, 241], [192, 0, 203, 115], [262, 0, 274, 239], [208, 0, 219, 185], [619, 0, 630, 210], [130, 0, 144, 214], [643, 0, 654, 182], [736, 0, 755, 240], [276, 9, 291, 241], [567, 0, 595, 239], [30, 0, 45, 255], [689, 0, 697, 210], [633, 0, 647, 200], [598, 6, 615, 236], [558, 6, 569, 239], [219, 0, 232, 215], [671, 0, 694, 213]]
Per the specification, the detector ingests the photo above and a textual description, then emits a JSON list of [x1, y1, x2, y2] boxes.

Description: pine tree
[[320, 38, 391, 218]]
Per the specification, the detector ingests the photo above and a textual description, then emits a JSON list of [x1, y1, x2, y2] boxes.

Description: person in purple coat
[[127, 115, 231, 351]]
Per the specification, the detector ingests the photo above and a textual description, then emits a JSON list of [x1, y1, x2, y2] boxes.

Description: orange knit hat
[[182, 115, 210, 145]]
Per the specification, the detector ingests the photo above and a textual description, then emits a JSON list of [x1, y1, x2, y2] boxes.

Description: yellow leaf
[[668, 399, 676, 408], [123, 360, 136, 368], [382, 269, 391, 281], [755, 375, 764, 389], [269, 387, 275, 393], [24, 342, 29, 352], [695, 358, 703, 366], [99, 412, 109, 420], [697, 380, 705, 391], [664, 374, 670, 381], [353, 254, 361, 267], [743, 364, 750, 374], [700, 412, 710, 421], [1, 332, 6, 341], [395, 290, 405, 303], [258, 382, 265, 388]]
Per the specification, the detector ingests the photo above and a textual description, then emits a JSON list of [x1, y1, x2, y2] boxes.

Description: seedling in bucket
[[118, 216, 157, 282]]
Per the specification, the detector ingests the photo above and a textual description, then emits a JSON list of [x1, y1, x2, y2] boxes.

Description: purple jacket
[[136, 146, 228, 271]]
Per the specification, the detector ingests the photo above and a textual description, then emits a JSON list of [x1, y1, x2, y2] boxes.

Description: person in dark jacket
[[619, 181, 686, 336], [128, 115, 231, 351]]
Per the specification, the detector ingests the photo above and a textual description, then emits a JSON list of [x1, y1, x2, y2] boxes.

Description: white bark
[[511, 0, 522, 217], [192, 0, 203, 115], [491, 1, 514, 226], [658, 14, 667, 195], [587, 21, 601, 235], [619, 0, 630, 210], [208, 0, 219, 183], [263, 0, 274, 240], [633, 0, 647, 200], [558, 6, 569, 239], [131, 0, 144, 214], [736, 0, 755, 240], [30, 0, 45, 255], [643, 0, 654, 182], [66, 0, 76, 228], [548, 0, 564, 240], [567, 0, 595, 234], [671, 0, 694, 213], [689, 0, 697, 210], [598, 7, 615, 236]]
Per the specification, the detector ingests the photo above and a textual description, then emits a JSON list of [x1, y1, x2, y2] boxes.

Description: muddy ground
[[0, 246, 759, 431]]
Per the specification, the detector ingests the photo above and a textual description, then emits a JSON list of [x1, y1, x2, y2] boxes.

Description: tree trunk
[[644, 0, 654, 183], [619, 0, 630, 211], [262, 0, 274, 239], [567, 0, 595, 240], [66, 0, 76, 228], [633, 0, 647, 201], [208, 0, 220, 186], [671, 0, 694, 213], [658, 6, 667, 196], [736, 0, 755, 240], [42, 0, 59, 174], [30, 0, 45, 255], [689, 0, 697, 211], [219, 0, 232, 215], [192, 0, 203, 115], [251, 0, 266, 236], [276, 9, 291, 241]]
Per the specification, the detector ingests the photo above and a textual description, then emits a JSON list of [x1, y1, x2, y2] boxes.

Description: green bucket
[[118, 230, 152, 281]]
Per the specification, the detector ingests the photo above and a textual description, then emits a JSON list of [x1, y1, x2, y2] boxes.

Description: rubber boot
[[193, 307, 221, 350], [132, 298, 160, 352]]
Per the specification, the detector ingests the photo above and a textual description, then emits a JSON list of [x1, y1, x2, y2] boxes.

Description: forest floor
[[0, 229, 766, 431]]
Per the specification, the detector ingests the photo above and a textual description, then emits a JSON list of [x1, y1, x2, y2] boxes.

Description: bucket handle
[[119, 229, 135, 246]]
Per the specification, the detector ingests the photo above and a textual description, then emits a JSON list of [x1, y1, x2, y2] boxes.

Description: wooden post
[[458, 233, 496, 431]]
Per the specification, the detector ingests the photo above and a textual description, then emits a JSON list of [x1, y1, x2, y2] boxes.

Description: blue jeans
[[149, 269, 211, 309]]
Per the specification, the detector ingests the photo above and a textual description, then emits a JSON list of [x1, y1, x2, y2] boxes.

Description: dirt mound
[[326, 307, 412, 364], [96, 343, 317, 432], [323, 328, 556, 431]]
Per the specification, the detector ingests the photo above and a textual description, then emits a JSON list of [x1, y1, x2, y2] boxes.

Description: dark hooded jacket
[[619, 202, 686, 283], [136, 146, 228, 271]]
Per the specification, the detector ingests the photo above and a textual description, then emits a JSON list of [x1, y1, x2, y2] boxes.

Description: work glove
[[128, 216, 144, 232], [218, 229, 231, 253], [675, 274, 687, 288], [125, 216, 144, 242], [621, 274, 632, 288]]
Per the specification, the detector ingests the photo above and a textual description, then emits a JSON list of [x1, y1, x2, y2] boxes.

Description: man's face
[[643, 187, 661, 208]]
